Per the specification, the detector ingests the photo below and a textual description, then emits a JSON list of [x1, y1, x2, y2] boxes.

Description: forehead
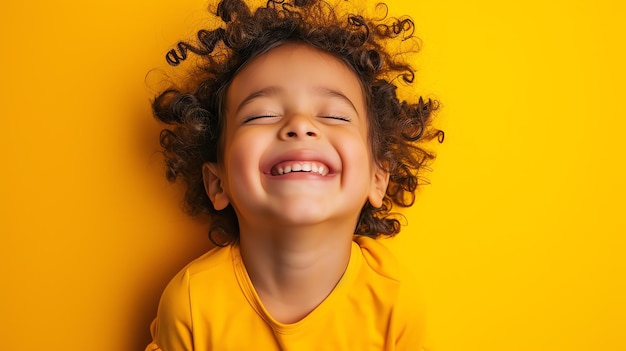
[[225, 43, 366, 112]]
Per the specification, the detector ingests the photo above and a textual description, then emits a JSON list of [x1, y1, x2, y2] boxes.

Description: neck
[[238, 222, 354, 323]]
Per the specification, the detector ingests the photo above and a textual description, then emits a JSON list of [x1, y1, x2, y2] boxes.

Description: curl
[[208, 226, 233, 247], [217, 0, 252, 22], [437, 130, 445, 143], [375, 17, 415, 39]]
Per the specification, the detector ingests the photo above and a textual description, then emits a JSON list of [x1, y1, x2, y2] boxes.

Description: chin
[[275, 206, 330, 225], [268, 201, 357, 229]]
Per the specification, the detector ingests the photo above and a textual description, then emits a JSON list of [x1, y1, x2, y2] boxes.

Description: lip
[[262, 149, 339, 176]]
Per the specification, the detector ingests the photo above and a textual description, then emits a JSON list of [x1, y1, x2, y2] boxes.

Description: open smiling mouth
[[270, 161, 329, 176]]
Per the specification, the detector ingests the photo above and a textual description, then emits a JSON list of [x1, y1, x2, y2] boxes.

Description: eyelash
[[242, 115, 278, 123], [321, 115, 351, 122], [242, 115, 351, 123]]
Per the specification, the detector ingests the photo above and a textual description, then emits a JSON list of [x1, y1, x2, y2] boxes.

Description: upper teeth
[[272, 161, 328, 176]]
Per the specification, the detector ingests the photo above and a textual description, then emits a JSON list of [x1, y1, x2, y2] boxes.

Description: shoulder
[[353, 235, 401, 281], [151, 245, 234, 351], [160, 245, 233, 304], [353, 235, 427, 350], [352, 235, 422, 298], [184, 244, 233, 276]]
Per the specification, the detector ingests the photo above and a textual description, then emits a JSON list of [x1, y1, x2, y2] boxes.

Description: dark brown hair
[[152, 0, 443, 245]]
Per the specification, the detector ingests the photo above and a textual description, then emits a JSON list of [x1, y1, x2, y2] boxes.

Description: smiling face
[[203, 43, 389, 235]]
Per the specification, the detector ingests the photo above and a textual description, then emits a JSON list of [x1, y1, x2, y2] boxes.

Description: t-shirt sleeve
[[145, 269, 194, 351], [354, 235, 429, 350], [393, 272, 428, 351]]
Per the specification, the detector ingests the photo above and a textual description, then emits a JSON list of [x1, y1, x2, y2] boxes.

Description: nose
[[278, 114, 320, 140]]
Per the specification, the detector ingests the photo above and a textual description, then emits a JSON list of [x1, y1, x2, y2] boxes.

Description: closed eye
[[320, 115, 351, 122], [242, 115, 280, 124]]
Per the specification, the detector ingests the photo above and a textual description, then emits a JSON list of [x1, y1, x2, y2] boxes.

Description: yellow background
[[1, 0, 624, 350]]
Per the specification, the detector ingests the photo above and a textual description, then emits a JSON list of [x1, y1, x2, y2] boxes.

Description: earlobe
[[368, 165, 390, 208], [202, 163, 230, 211]]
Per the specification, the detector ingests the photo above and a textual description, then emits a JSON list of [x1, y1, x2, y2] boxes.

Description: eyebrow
[[234, 86, 360, 115], [235, 86, 282, 115], [314, 87, 359, 115]]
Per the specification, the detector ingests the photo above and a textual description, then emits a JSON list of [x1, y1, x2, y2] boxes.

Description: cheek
[[224, 144, 255, 177], [363, 127, 377, 164], [221, 133, 267, 189], [223, 130, 263, 164], [339, 135, 376, 183], [349, 131, 374, 165]]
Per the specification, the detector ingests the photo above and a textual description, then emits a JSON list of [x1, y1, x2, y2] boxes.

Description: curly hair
[[152, 0, 443, 245]]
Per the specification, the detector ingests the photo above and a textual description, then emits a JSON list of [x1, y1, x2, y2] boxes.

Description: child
[[146, 0, 442, 350]]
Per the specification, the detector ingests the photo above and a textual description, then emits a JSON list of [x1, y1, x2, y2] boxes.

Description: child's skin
[[202, 42, 389, 323]]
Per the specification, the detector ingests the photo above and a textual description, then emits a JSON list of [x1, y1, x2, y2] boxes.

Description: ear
[[367, 164, 390, 208], [202, 162, 230, 211]]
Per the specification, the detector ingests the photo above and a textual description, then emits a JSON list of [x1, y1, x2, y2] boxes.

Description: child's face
[[203, 43, 389, 231]]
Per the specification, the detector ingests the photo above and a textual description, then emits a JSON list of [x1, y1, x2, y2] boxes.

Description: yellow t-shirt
[[146, 236, 425, 351]]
